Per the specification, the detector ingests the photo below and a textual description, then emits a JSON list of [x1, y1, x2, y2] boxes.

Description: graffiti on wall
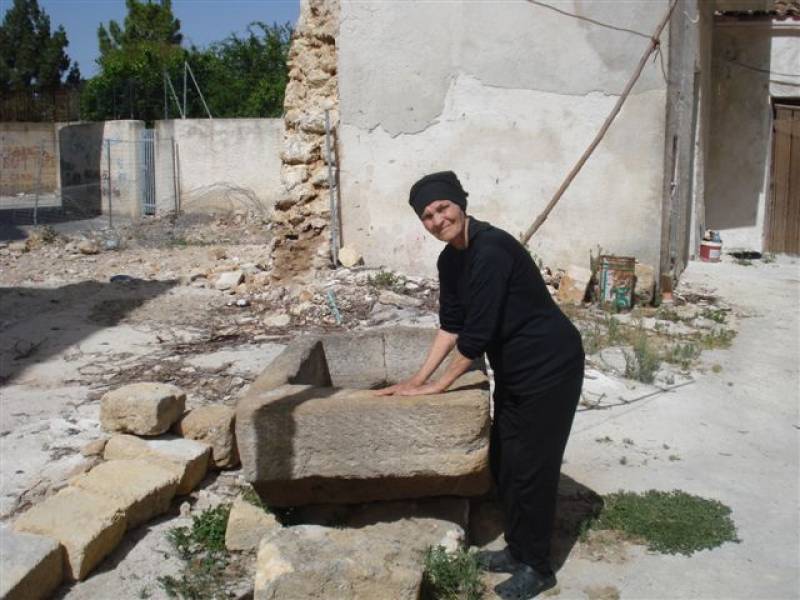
[[0, 143, 58, 195]]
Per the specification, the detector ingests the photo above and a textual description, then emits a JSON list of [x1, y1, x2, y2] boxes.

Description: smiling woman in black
[[376, 171, 584, 600]]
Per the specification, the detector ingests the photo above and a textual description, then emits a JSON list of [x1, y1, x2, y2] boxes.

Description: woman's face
[[420, 199, 466, 244]]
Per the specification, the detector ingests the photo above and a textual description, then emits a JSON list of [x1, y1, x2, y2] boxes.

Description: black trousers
[[490, 368, 583, 576]]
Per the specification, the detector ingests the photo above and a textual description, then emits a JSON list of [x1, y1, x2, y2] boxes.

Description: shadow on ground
[[0, 279, 177, 385]]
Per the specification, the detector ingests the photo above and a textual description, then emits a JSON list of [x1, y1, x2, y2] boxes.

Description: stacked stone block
[[272, 0, 341, 280]]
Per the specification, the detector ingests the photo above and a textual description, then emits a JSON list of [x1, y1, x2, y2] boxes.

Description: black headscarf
[[408, 171, 468, 218]]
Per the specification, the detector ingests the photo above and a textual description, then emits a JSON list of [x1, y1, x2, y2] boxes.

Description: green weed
[[422, 546, 484, 600], [700, 328, 737, 349], [701, 308, 727, 324], [367, 270, 401, 290], [665, 342, 701, 370], [584, 489, 739, 556], [623, 329, 661, 384], [160, 504, 232, 599], [761, 253, 776, 264], [735, 258, 753, 266]]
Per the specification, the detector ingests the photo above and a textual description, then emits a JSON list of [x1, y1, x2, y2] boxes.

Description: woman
[[376, 171, 584, 599]]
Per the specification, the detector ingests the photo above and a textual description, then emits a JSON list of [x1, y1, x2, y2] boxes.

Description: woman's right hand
[[373, 379, 421, 396]]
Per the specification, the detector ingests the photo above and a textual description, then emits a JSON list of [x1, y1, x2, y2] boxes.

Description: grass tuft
[[584, 490, 739, 556], [422, 546, 484, 600], [623, 329, 661, 384], [159, 504, 232, 599], [367, 270, 401, 290]]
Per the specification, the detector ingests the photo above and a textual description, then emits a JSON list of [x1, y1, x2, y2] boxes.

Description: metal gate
[[141, 129, 156, 216]]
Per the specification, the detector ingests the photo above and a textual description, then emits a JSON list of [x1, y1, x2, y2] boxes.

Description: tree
[[82, 0, 184, 121], [0, 0, 79, 94], [184, 22, 292, 118]]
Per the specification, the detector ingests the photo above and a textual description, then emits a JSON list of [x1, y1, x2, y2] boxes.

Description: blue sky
[[5, 0, 300, 77]]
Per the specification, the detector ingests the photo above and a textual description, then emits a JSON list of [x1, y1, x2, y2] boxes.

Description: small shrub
[[367, 270, 400, 290], [701, 308, 727, 324], [623, 330, 661, 384], [655, 306, 683, 322], [735, 258, 753, 266], [580, 321, 603, 355], [761, 253, 776, 264], [700, 328, 736, 349], [585, 489, 739, 556], [422, 546, 484, 600], [605, 316, 622, 345], [160, 504, 232, 599], [665, 342, 701, 370]]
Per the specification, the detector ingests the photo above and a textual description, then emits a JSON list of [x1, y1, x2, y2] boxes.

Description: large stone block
[[237, 328, 491, 506], [103, 434, 211, 495], [100, 382, 186, 436], [0, 527, 63, 600], [254, 516, 464, 600], [70, 459, 179, 529], [14, 487, 126, 581], [225, 496, 281, 552], [174, 405, 239, 469]]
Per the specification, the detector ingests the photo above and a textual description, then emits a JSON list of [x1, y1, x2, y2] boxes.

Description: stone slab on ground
[[238, 366, 490, 506], [255, 515, 465, 600], [225, 496, 281, 552], [70, 459, 179, 529], [0, 527, 63, 600], [13, 487, 126, 581], [103, 434, 211, 495], [100, 382, 186, 436], [174, 405, 239, 469]]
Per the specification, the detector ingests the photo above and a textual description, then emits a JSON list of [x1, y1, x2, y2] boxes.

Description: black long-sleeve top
[[438, 218, 584, 395]]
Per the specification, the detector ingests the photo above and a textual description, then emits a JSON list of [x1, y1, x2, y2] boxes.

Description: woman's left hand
[[397, 382, 447, 396]]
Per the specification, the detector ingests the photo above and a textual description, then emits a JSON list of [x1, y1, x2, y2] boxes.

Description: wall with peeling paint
[[705, 21, 800, 252], [337, 0, 670, 275]]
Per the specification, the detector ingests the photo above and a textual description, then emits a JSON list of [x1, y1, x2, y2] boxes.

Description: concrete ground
[[523, 256, 799, 600], [2, 239, 797, 599]]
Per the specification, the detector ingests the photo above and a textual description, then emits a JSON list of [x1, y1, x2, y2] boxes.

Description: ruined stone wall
[[272, 0, 340, 281]]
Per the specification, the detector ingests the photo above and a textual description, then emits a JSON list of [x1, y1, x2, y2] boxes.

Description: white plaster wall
[[338, 0, 670, 275], [706, 22, 800, 251], [157, 119, 284, 214], [101, 120, 145, 220]]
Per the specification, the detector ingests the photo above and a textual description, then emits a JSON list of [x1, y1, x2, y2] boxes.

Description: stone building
[[276, 0, 800, 288]]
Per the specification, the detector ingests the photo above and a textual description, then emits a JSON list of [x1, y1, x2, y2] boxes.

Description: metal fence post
[[105, 139, 113, 229], [324, 109, 338, 266], [33, 141, 44, 226]]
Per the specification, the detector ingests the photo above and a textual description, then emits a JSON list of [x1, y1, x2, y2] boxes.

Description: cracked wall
[[338, 0, 671, 275]]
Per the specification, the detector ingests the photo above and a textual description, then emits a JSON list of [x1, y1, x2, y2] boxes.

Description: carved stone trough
[[236, 327, 491, 506]]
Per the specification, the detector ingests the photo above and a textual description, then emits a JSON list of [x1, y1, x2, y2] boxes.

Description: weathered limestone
[[103, 434, 210, 495], [254, 516, 464, 599], [271, 0, 341, 279], [174, 405, 239, 469], [558, 265, 593, 305], [100, 382, 186, 436], [225, 496, 281, 552], [70, 459, 179, 529], [0, 527, 63, 600], [237, 328, 491, 506], [14, 487, 126, 581]]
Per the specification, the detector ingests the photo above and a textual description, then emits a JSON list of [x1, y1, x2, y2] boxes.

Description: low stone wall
[[236, 327, 491, 506]]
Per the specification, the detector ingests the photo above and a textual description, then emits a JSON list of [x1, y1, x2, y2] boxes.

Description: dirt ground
[[1, 219, 798, 599]]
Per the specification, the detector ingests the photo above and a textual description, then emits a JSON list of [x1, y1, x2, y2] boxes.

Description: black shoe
[[476, 547, 522, 573], [493, 565, 556, 599]]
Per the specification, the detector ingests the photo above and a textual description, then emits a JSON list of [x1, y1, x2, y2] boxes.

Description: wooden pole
[[521, 0, 678, 246]]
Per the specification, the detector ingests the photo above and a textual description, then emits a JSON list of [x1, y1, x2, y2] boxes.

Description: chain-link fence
[[1, 124, 177, 230]]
